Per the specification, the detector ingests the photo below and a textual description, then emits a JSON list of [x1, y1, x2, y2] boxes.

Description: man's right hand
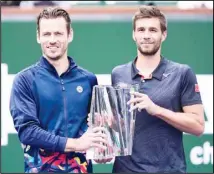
[[65, 126, 108, 152]]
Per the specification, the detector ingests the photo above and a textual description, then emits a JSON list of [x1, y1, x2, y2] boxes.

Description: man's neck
[[44, 54, 69, 76], [136, 51, 161, 77]]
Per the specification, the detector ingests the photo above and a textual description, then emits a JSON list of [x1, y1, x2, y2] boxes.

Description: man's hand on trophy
[[128, 91, 159, 116], [74, 127, 108, 152]]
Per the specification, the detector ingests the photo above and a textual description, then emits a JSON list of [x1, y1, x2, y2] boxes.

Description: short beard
[[137, 43, 160, 56], [44, 48, 67, 61]]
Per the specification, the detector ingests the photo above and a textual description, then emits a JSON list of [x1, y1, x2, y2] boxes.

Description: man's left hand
[[128, 91, 160, 116]]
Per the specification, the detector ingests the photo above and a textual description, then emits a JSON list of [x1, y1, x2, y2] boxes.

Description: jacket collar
[[39, 56, 77, 74]]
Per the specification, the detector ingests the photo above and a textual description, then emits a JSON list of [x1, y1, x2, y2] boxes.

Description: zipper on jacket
[[60, 78, 68, 137]]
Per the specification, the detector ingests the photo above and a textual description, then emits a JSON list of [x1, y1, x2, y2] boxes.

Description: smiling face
[[37, 17, 73, 61], [132, 6, 167, 57], [133, 17, 166, 56]]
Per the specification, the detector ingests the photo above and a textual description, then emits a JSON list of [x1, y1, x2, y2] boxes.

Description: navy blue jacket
[[10, 56, 97, 173]]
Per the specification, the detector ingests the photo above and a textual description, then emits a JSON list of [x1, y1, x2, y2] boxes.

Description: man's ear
[[132, 30, 136, 42], [68, 28, 73, 43], [36, 30, 41, 44], [161, 30, 167, 42]]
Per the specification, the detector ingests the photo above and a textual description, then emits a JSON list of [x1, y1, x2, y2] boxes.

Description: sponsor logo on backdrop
[[1, 63, 213, 165], [190, 141, 213, 165]]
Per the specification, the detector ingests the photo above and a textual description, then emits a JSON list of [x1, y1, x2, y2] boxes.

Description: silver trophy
[[86, 83, 139, 160]]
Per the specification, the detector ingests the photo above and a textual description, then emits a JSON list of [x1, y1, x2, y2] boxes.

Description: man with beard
[[111, 5, 205, 173], [9, 7, 108, 173]]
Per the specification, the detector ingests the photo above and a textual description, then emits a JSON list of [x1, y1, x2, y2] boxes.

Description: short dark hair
[[37, 7, 71, 34], [132, 5, 167, 33]]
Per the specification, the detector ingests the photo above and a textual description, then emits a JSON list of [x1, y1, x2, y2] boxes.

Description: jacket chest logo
[[76, 85, 83, 93]]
